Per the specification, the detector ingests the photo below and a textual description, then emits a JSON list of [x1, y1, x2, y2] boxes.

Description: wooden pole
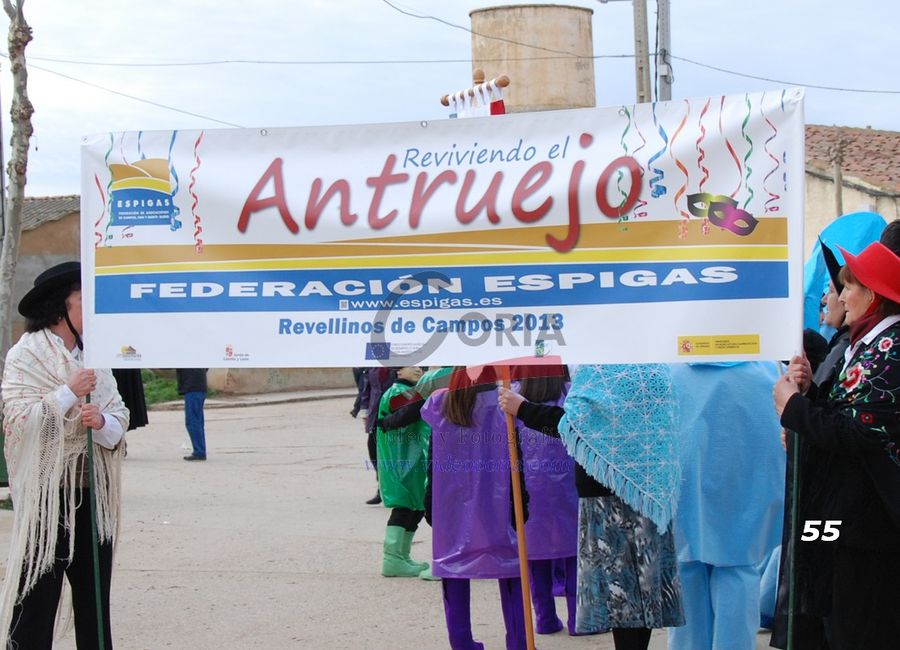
[[499, 365, 536, 650], [440, 75, 510, 106], [85, 394, 107, 649], [776, 362, 797, 650]]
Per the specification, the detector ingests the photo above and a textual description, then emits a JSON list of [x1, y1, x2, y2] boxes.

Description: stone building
[[804, 124, 899, 254]]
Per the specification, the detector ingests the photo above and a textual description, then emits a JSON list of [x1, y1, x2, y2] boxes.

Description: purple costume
[[422, 386, 527, 650], [519, 388, 578, 560], [423, 387, 521, 579], [516, 385, 579, 635]]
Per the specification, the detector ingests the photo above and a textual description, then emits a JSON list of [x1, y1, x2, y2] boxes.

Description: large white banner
[[81, 89, 805, 368]]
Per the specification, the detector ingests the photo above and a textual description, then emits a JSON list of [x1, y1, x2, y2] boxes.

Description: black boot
[[365, 489, 382, 505]]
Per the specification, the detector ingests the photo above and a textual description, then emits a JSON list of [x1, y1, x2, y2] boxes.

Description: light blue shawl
[[559, 363, 681, 530]]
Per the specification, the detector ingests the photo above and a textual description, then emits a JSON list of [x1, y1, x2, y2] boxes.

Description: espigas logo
[[109, 158, 181, 230]]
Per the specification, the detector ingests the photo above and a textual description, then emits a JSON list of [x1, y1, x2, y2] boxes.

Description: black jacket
[[781, 322, 900, 551], [176, 369, 208, 395]]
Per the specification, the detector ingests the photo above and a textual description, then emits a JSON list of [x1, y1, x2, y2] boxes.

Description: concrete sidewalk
[[0, 392, 774, 649], [150, 387, 359, 411]]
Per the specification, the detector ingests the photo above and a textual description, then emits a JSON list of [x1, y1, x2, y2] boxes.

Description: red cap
[[838, 242, 900, 304]]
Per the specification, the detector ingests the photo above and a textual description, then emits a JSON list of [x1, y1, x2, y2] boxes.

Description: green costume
[[416, 366, 453, 400], [376, 380, 430, 510]]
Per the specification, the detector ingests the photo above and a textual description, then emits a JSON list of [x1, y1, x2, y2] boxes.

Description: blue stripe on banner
[[94, 261, 787, 314]]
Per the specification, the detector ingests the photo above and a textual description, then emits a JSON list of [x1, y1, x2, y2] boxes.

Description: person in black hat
[[770, 241, 851, 649], [0, 261, 128, 648], [774, 242, 900, 649]]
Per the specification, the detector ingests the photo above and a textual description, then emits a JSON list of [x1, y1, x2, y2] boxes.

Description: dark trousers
[[366, 432, 377, 472], [830, 544, 900, 649], [184, 390, 206, 457], [9, 489, 113, 649], [387, 507, 424, 532], [611, 627, 652, 650]]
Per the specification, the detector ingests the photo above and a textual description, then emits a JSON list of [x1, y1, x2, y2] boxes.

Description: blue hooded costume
[[668, 362, 785, 650]]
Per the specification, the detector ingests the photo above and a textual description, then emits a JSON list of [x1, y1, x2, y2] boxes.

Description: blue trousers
[[184, 391, 206, 457], [667, 561, 759, 650]]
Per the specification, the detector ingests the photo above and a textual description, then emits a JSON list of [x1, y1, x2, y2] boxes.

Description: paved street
[[0, 395, 773, 649]]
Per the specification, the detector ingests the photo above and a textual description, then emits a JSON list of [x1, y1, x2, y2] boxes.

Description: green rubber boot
[[382, 526, 422, 577], [401, 530, 429, 572], [418, 565, 441, 581]]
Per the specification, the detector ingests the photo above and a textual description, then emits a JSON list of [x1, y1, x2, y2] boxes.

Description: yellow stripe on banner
[[95, 218, 790, 270], [94, 245, 787, 274], [356, 217, 788, 248], [110, 178, 172, 193]]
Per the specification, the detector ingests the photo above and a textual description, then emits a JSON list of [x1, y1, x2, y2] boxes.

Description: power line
[[6, 53, 633, 67], [378, 0, 584, 58], [671, 55, 900, 95], [376, 1, 900, 96], [27, 62, 245, 127], [6, 50, 899, 98]]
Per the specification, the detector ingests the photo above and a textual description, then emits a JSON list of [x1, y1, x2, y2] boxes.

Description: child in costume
[[514, 369, 580, 636], [379, 366, 453, 580], [376, 366, 430, 576], [422, 366, 528, 650]]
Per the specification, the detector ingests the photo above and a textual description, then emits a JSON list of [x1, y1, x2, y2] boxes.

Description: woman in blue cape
[[668, 362, 785, 650], [500, 363, 684, 650]]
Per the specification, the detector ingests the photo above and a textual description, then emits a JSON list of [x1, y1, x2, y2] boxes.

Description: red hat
[[838, 242, 900, 304]]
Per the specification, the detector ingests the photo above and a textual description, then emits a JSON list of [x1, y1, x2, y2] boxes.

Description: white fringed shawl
[[0, 329, 127, 644]]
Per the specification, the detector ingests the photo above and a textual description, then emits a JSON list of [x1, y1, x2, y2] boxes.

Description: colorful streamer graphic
[[741, 95, 755, 211], [616, 107, 633, 223], [93, 174, 106, 248], [648, 103, 669, 201], [783, 151, 788, 193], [760, 95, 782, 213], [630, 107, 649, 219], [168, 131, 182, 232], [695, 98, 712, 234], [669, 100, 692, 223], [103, 133, 114, 246], [189, 131, 205, 254], [696, 98, 711, 192]]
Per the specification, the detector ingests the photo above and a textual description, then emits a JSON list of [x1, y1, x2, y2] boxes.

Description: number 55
[[800, 520, 842, 541]]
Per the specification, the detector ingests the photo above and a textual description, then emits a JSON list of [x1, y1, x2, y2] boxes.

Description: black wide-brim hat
[[18, 261, 81, 318], [818, 237, 844, 294]]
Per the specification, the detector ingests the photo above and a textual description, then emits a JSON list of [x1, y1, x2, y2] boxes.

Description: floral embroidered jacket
[[782, 320, 900, 550]]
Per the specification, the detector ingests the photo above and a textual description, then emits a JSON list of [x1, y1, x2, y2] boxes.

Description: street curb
[[149, 389, 358, 412]]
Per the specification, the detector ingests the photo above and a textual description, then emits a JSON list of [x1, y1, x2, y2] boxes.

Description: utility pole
[[656, 0, 672, 101], [829, 131, 846, 217], [632, 0, 652, 103], [1, 61, 5, 242]]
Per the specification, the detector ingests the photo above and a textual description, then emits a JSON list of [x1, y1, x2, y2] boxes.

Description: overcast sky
[[2, 0, 897, 197]]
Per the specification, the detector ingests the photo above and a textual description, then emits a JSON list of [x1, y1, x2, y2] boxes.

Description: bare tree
[[0, 0, 34, 375]]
